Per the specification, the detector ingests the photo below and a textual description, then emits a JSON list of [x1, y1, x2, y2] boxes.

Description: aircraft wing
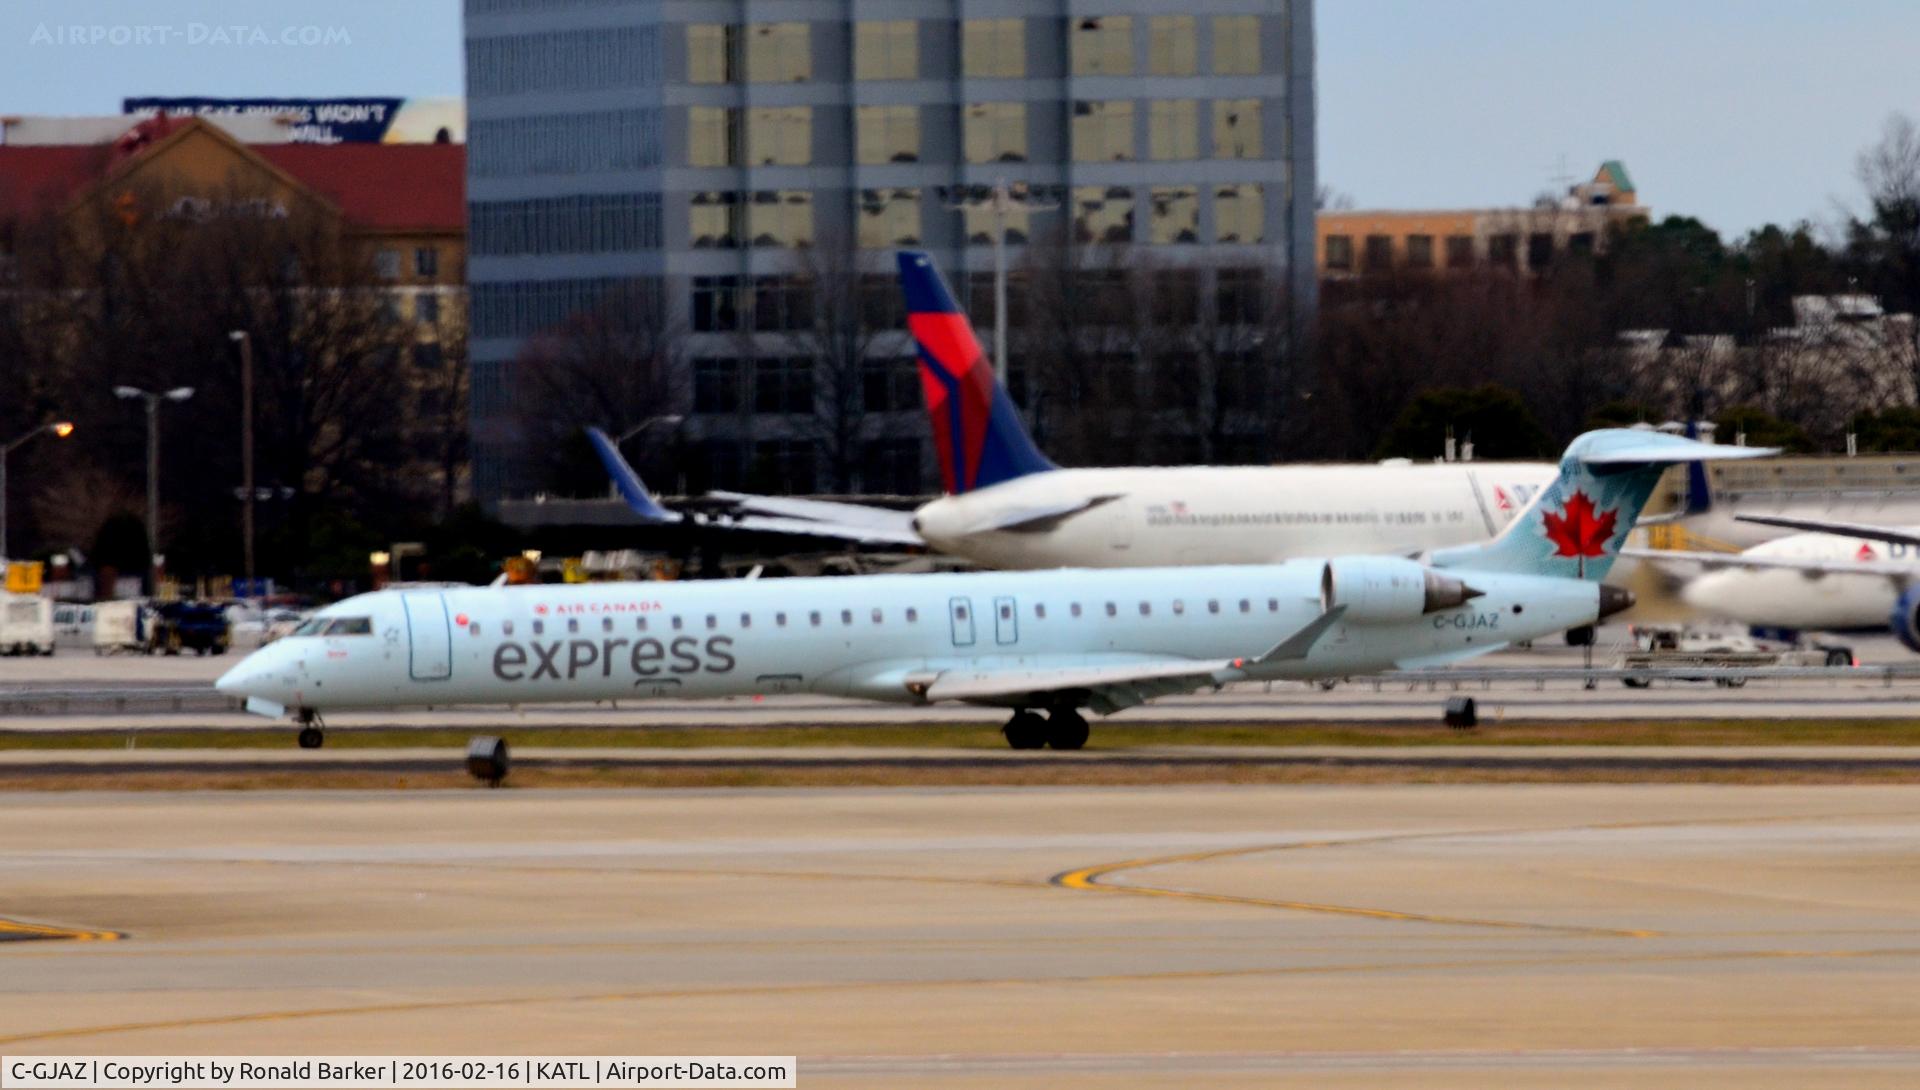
[[963, 494, 1123, 534], [706, 491, 923, 544], [1623, 547, 1919, 580], [920, 608, 1346, 713], [1735, 514, 1920, 547]]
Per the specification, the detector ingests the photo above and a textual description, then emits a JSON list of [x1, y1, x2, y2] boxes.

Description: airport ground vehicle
[[0, 593, 55, 656], [52, 601, 94, 646], [1617, 624, 1852, 686], [90, 601, 150, 654], [149, 601, 232, 656]]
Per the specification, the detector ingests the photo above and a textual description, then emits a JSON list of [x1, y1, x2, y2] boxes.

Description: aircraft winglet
[[585, 426, 680, 524]]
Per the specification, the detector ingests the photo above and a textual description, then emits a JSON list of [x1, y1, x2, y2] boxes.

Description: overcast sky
[[3, 0, 1915, 240]]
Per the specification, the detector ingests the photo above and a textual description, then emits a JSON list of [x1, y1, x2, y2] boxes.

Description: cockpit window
[[322, 617, 373, 637], [291, 618, 328, 637]]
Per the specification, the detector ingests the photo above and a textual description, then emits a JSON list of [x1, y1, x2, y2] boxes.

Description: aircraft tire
[[1046, 710, 1090, 751], [1003, 711, 1048, 750], [297, 726, 325, 750]]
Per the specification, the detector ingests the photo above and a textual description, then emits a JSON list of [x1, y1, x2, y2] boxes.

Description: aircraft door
[[1107, 498, 1133, 552], [401, 592, 453, 682], [994, 596, 1018, 645], [949, 597, 976, 647]]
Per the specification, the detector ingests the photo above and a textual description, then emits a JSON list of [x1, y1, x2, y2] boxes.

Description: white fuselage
[[217, 564, 1599, 713], [1682, 531, 1920, 629], [911, 463, 1559, 569]]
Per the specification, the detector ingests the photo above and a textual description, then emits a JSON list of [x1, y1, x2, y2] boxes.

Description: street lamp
[[608, 414, 684, 498], [230, 330, 256, 591], [0, 420, 75, 562], [114, 385, 195, 591]]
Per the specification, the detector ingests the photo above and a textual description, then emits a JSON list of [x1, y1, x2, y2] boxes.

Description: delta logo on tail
[[897, 251, 1053, 495]]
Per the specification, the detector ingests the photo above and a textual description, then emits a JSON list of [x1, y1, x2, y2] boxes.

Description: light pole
[[114, 385, 195, 591], [608, 414, 684, 498], [0, 421, 75, 563], [230, 330, 255, 592], [943, 180, 1057, 386]]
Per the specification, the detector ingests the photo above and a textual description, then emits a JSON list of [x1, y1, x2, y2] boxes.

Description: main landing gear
[[295, 708, 326, 750], [1003, 708, 1090, 751]]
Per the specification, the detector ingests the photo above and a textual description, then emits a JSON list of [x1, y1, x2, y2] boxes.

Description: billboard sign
[[123, 97, 463, 145]]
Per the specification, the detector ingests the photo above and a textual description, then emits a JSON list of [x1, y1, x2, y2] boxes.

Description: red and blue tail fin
[[897, 251, 1054, 494]]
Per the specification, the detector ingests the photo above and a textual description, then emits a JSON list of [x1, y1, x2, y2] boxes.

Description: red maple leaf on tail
[[1541, 490, 1618, 559]]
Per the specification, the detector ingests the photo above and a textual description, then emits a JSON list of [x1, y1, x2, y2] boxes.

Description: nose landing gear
[[295, 709, 326, 749], [1001, 707, 1091, 751]]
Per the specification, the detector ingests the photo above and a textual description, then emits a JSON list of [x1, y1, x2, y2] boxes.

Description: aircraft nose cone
[[215, 662, 254, 696], [216, 647, 281, 697]]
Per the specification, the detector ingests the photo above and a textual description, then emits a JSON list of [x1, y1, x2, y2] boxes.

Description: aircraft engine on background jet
[[1319, 558, 1482, 623], [1888, 587, 1920, 653]]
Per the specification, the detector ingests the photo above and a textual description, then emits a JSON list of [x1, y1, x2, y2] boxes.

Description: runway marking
[[0, 916, 122, 943], [4, 945, 1918, 1047], [1052, 833, 1661, 938]]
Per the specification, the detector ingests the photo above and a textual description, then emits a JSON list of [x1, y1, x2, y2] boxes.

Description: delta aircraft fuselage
[[217, 564, 1600, 714], [911, 462, 1560, 569], [1682, 530, 1920, 629]]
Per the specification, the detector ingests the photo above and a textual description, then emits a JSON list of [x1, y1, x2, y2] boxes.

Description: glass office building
[[466, 0, 1316, 503]]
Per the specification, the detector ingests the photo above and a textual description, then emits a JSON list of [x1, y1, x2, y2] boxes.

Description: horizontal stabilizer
[[966, 494, 1123, 535], [1735, 514, 1920, 548]]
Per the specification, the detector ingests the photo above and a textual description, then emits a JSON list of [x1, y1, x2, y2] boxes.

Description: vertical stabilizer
[[897, 250, 1055, 494]]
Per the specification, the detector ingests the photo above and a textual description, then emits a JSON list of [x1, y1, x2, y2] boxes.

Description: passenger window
[[469, 623, 481, 637], [503, 620, 515, 636], [1105, 602, 1117, 617], [1138, 602, 1151, 617], [741, 613, 752, 628], [567, 618, 580, 634], [532, 620, 545, 635], [776, 612, 788, 627], [1000, 603, 1012, 620], [906, 607, 918, 623], [872, 608, 884, 624], [1173, 600, 1185, 615], [1035, 604, 1047, 620], [955, 605, 968, 620], [1071, 603, 1083, 618], [706, 614, 717, 630], [1268, 598, 1279, 612], [602, 617, 614, 633], [810, 611, 822, 626], [841, 609, 853, 625], [1208, 599, 1220, 614], [672, 615, 684, 631], [1238, 599, 1251, 613], [636, 617, 648, 632]]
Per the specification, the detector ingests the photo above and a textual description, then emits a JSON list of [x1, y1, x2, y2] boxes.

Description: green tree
[[1374, 385, 1554, 461], [1713, 405, 1813, 453], [1853, 407, 1920, 453]]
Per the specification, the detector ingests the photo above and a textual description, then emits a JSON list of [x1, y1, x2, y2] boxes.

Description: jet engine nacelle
[[1319, 558, 1482, 624], [1889, 587, 1920, 653]]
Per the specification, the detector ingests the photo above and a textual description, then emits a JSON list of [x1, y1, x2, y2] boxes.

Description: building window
[[1217, 267, 1265, 324], [753, 440, 817, 494], [470, 193, 664, 257], [854, 20, 917, 80], [1528, 232, 1555, 268], [1325, 234, 1354, 271], [469, 26, 664, 95], [753, 277, 813, 332], [746, 22, 810, 83], [963, 102, 1027, 164], [691, 276, 745, 332], [1212, 99, 1262, 159], [747, 190, 814, 249], [1151, 270, 1199, 324], [858, 188, 922, 249], [1364, 235, 1394, 271], [862, 358, 918, 413], [746, 106, 811, 165], [374, 250, 401, 279], [1072, 100, 1135, 162], [963, 18, 1025, 77], [688, 24, 738, 84], [963, 201, 1029, 246], [694, 357, 743, 412], [415, 293, 441, 324], [414, 247, 438, 278], [1213, 15, 1261, 75], [856, 104, 920, 164], [1148, 16, 1196, 76], [412, 342, 444, 370], [1072, 15, 1133, 75], [470, 110, 661, 176], [1074, 186, 1134, 245], [688, 105, 738, 167], [1150, 186, 1199, 244], [1446, 235, 1476, 267], [1214, 184, 1264, 244], [689, 191, 743, 250], [754, 357, 814, 414], [1148, 100, 1198, 161], [861, 438, 922, 493], [1406, 234, 1435, 268], [1488, 233, 1519, 268]]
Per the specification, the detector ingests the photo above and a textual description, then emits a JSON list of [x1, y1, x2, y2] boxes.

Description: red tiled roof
[[0, 128, 465, 232], [257, 143, 465, 232]]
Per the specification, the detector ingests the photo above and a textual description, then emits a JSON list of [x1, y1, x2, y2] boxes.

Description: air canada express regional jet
[[219, 430, 1770, 750]]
